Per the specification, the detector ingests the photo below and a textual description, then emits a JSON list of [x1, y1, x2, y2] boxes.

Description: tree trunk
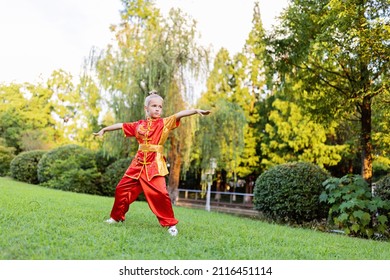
[[167, 135, 181, 204], [361, 95, 373, 185]]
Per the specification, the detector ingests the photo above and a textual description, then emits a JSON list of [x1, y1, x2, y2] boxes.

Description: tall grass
[[1, 177, 389, 260]]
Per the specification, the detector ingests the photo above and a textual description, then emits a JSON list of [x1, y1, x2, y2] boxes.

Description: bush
[[94, 150, 117, 174], [375, 174, 390, 202], [37, 144, 102, 195], [253, 162, 330, 223], [373, 160, 390, 182], [101, 158, 132, 196], [10, 150, 47, 184], [0, 144, 15, 176], [320, 174, 390, 239]]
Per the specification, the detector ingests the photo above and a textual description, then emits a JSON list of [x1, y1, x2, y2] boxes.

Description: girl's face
[[145, 97, 163, 119]]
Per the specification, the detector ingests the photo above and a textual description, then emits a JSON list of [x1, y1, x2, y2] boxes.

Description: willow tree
[[195, 48, 247, 189], [74, 62, 105, 150], [196, 98, 246, 187], [46, 70, 84, 144], [194, 2, 270, 182], [91, 0, 208, 201], [266, 0, 390, 183]]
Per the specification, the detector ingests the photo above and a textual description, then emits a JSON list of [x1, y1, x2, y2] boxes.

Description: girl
[[93, 91, 210, 236]]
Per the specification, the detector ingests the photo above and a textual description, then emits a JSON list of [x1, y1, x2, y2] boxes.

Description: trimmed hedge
[[37, 144, 102, 194], [253, 162, 330, 223], [95, 150, 117, 174], [10, 150, 47, 184], [375, 174, 390, 202], [101, 158, 132, 196]]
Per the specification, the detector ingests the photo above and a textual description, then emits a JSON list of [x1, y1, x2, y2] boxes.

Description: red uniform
[[109, 115, 179, 227]]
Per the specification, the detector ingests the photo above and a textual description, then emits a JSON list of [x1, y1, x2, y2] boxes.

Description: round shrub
[[10, 150, 47, 184], [37, 144, 102, 194], [101, 158, 132, 196], [375, 174, 390, 201], [253, 162, 330, 223]]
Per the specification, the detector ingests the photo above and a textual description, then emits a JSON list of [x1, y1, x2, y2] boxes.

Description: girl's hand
[[92, 123, 122, 137], [93, 130, 104, 137], [196, 109, 211, 116]]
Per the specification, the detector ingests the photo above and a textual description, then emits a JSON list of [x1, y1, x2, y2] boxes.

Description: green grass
[[1, 176, 389, 260]]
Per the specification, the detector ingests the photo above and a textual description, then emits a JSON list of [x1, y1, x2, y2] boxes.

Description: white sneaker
[[105, 218, 118, 224], [168, 226, 178, 236]]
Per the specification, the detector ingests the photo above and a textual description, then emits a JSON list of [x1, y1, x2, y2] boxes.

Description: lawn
[[1, 176, 389, 260]]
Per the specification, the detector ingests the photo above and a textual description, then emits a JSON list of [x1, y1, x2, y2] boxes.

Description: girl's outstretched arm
[[93, 123, 123, 137], [175, 109, 211, 121]]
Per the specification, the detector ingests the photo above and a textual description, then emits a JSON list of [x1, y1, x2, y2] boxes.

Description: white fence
[[177, 188, 254, 205]]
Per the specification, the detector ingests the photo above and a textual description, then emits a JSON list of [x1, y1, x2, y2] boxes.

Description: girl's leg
[[110, 176, 142, 221], [139, 175, 178, 227]]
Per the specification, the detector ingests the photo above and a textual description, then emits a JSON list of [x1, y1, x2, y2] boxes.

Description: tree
[[261, 99, 347, 168], [0, 83, 26, 152], [73, 64, 104, 150], [0, 82, 65, 152], [371, 90, 390, 180], [234, 1, 268, 177], [46, 69, 82, 144], [0, 138, 15, 176], [266, 0, 390, 183], [196, 98, 246, 183], [0, 69, 102, 154], [193, 2, 272, 183]]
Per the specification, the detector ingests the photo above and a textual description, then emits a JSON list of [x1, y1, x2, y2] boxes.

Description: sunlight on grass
[[1, 176, 389, 260]]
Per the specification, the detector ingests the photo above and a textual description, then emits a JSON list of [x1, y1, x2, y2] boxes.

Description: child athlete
[[93, 91, 210, 236]]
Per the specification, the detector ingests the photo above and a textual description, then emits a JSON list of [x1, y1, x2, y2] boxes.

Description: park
[[1, 0, 389, 268]]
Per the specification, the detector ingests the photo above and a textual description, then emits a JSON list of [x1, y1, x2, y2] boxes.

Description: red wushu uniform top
[[122, 115, 180, 181]]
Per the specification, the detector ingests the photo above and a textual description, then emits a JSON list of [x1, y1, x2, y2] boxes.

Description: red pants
[[110, 171, 178, 227]]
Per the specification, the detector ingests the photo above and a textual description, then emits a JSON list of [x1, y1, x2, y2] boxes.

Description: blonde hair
[[144, 90, 164, 107]]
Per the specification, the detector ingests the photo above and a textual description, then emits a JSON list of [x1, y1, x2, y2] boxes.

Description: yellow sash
[[138, 144, 164, 153]]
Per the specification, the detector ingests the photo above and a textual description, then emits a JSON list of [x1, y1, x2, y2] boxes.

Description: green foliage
[[101, 158, 132, 196], [0, 71, 105, 154], [375, 175, 390, 202], [238, 2, 268, 178], [260, 99, 347, 169], [0, 82, 66, 153], [37, 144, 102, 195], [197, 41, 263, 177], [0, 88, 26, 152], [373, 158, 390, 182], [253, 162, 330, 223], [0, 141, 15, 176], [0, 138, 15, 176], [372, 93, 390, 180], [94, 150, 118, 174], [196, 98, 246, 177], [266, 0, 390, 182], [10, 150, 47, 184], [73, 73, 102, 149], [320, 175, 390, 238]]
